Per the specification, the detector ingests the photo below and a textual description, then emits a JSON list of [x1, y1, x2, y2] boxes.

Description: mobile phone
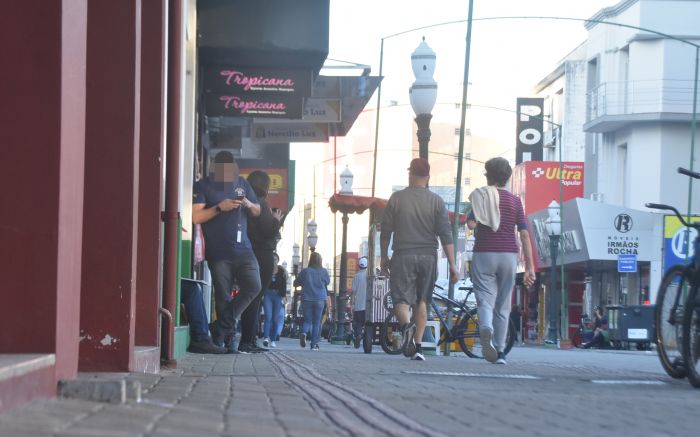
[[235, 195, 245, 201]]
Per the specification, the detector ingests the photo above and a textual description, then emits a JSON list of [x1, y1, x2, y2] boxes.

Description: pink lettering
[[220, 70, 295, 91], [219, 96, 287, 114]]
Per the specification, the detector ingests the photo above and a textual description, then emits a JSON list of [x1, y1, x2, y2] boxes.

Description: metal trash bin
[[606, 304, 655, 348]]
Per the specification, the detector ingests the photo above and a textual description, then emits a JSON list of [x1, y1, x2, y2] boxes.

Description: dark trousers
[[352, 310, 366, 338], [210, 255, 261, 337], [180, 280, 209, 342], [240, 249, 275, 344]]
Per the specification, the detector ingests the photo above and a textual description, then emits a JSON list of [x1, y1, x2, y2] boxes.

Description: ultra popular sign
[[511, 161, 584, 215]]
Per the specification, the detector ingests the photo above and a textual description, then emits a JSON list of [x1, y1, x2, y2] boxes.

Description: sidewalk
[[0, 339, 698, 436]]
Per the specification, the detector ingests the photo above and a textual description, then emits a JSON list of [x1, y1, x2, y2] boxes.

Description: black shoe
[[239, 342, 267, 354], [353, 333, 362, 349], [251, 339, 269, 351], [400, 323, 416, 357], [188, 338, 226, 354]]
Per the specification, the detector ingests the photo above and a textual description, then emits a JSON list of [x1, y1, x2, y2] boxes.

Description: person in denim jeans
[[192, 151, 261, 353], [293, 252, 331, 351], [263, 254, 288, 348]]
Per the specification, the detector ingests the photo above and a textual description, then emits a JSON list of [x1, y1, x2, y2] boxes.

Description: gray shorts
[[389, 253, 437, 306]]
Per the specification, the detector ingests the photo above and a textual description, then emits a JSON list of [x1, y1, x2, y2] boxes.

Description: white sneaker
[[270, 341, 277, 348], [411, 351, 426, 361], [300, 333, 307, 348], [262, 338, 270, 347], [480, 329, 498, 363], [495, 352, 507, 365]]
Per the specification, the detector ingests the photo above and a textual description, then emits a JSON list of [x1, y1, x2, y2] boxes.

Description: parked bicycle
[[379, 283, 516, 358], [646, 166, 700, 388]]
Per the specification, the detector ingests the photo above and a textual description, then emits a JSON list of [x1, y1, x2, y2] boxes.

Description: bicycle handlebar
[[679, 166, 700, 180], [646, 202, 700, 229]]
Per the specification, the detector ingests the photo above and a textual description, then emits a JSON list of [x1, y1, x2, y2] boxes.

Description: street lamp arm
[[472, 16, 700, 49], [381, 19, 469, 41], [381, 15, 700, 49]]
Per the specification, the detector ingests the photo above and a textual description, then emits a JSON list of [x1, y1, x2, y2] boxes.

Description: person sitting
[[181, 279, 226, 354], [581, 306, 610, 349]]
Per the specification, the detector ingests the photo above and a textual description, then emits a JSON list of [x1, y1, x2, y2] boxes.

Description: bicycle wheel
[[455, 312, 479, 358], [363, 323, 374, 354], [457, 308, 516, 358], [655, 265, 687, 379], [379, 312, 403, 355], [682, 284, 700, 387]]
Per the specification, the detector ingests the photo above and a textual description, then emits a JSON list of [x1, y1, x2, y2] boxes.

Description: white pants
[[471, 252, 517, 351]]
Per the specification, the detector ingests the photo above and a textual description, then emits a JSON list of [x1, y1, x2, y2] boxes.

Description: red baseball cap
[[408, 158, 430, 177]]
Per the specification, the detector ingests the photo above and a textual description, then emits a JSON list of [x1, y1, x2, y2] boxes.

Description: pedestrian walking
[[380, 158, 458, 361], [467, 157, 535, 364], [192, 151, 262, 353], [351, 257, 369, 348], [237, 170, 284, 353], [263, 254, 288, 348], [293, 252, 332, 351]]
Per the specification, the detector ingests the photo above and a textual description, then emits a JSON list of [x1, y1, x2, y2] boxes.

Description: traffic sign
[[618, 254, 637, 273]]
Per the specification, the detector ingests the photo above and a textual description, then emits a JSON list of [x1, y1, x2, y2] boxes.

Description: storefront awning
[[528, 197, 657, 268], [198, 0, 329, 73]]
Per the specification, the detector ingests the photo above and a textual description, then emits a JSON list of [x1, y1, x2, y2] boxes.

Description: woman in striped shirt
[[468, 157, 535, 364]]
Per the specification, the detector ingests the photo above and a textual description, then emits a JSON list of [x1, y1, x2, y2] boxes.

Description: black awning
[[198, 0, 329, 73]]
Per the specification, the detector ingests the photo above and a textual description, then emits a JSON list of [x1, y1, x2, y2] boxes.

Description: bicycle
[[647, 166, 700, 387], [379, 284, 516, 358]]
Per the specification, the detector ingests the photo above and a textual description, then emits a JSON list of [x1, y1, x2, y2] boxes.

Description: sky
[[327, 0, 614, 155], [283, 0, 619, 268]]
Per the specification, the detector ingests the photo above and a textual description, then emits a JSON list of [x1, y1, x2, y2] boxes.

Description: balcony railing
[[587, 79, 699, 121]]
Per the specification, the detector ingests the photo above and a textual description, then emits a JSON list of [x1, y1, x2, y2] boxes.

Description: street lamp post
[[307, 220, 318, 254], [545, 200, 561, 345], [409, 38, 438, 160], [333, 167, 355, 343], [292, 243, 301, 276]]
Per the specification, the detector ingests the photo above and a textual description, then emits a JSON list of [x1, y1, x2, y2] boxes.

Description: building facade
[[0, 0, 334, 413], [530, 0, 700, 340]]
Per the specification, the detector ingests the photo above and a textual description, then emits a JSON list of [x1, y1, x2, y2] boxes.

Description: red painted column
[[0, 0, 87, 382], [79, 0, 142, 371], [135, 0, 166, 347]]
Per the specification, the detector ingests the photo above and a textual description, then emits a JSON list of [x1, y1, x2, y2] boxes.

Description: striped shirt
[[470, 188, 527, 253]]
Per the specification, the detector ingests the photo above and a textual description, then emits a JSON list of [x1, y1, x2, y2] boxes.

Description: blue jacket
[[294, 267, 330, 301]]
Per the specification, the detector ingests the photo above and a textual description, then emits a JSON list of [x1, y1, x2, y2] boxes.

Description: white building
[[534, 43, 589, 163], [533, 0, 700, 310], [583, 0, 700, 210]]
